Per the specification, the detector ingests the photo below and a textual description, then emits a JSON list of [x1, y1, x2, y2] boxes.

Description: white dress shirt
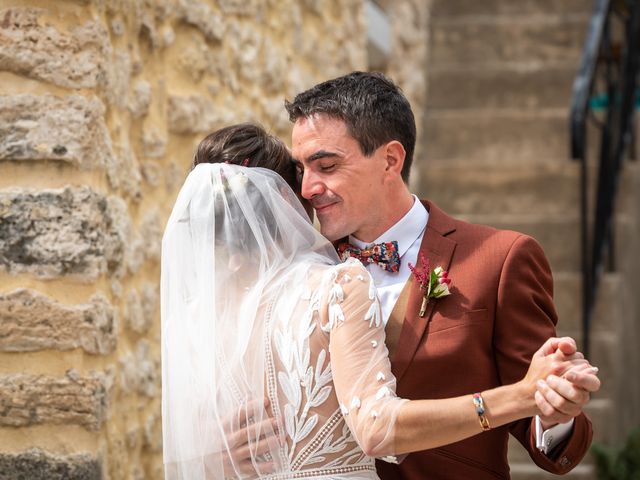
[[348, 195, 428, 324], [348, 195, 573, 454]]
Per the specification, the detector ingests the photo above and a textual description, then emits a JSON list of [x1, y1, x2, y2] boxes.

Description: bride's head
[[181, 124, 330, 278], [192, 123, 313, 221]]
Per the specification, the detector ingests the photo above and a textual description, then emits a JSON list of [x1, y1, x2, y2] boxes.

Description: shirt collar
[[349, 195, 428, 258]]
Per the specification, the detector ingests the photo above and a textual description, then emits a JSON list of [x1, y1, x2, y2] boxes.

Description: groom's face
[[291, 114, 387, 242]]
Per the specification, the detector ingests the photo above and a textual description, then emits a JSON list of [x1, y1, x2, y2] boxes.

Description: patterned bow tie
[[337, 241, 401, 273]]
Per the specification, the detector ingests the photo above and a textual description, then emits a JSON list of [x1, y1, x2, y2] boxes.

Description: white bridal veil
[[161, 163, 339, 479]]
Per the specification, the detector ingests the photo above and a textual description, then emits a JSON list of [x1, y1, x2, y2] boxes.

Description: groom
[[285, 72, 600, 479]]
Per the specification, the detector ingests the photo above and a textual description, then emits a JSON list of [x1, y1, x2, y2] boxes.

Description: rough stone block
[[0, 449, 101, 480], [105, 50, 131, 109], [128, 80, 151, 118], [0, 8, 110, 89], [176, 0, 225, 42], [0, 187, 127, 280], [107, 133, 142, 201], [126, 209, 162, 274], [143, 412, 162, 453], [142, 126, 167, 158], [124, 284, 157, 335], [217, 0, 259, 15], [0, 289, 117, 354], [0, 370, 110, 430], [119, 340, 159, 398], [0, 94, 114, 170], [167, 95, 233, 134]]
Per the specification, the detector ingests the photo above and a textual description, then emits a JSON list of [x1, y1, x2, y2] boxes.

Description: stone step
[[430, 15, 589, 67], [452, 214, 580, 272], [553, 272, 624, 335], [422, 109, 570, 164], [427, 64, 576, 110], [510, 463, 595, 480], [555, 332, 621, 401], [586, 399, 619, 446], [416, 161, 580, 216], [459, 213, 636, 280], [431, 0, 593, 18]]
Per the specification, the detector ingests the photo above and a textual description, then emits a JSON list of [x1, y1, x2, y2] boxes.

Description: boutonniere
[[408, 252, 452, 317]]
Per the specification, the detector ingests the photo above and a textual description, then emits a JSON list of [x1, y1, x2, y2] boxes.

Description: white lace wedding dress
[[162, 164, 406, 479], [259, 259, 407, 479]]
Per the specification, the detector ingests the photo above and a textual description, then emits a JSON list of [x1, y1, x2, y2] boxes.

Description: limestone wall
[[0, 1, 372, 478], [384, 0, 430, 188]]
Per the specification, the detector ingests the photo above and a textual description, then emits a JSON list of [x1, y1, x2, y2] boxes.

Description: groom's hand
[[534, 338, 601, 428], [221, 398, 281, 474]]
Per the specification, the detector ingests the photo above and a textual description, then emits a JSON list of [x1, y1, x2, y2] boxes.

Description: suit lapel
[[391, 200, 457, 383]]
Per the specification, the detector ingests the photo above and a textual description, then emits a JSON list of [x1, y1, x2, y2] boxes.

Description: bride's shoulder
[[306, 259, 374, 305], [323, 259, 376, 307], [329, 258, 371, 284]]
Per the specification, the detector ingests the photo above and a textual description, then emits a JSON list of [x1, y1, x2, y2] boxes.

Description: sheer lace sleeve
[[323, 259, 408, 459]]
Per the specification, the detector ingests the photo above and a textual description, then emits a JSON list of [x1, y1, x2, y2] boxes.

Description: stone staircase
[[416, 1, 639, 478]]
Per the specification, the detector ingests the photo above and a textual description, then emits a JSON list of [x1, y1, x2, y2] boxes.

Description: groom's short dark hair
[[285, 71, 416, 183]]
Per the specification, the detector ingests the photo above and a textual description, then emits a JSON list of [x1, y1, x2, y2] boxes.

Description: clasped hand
[[527, 337, 601, 428]]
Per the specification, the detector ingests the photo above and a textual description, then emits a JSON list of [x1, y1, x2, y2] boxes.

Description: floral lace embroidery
[[267, 261, 390, 477]]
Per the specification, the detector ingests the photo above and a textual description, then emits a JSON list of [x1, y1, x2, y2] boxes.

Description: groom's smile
[[291, 114, 392, 242]]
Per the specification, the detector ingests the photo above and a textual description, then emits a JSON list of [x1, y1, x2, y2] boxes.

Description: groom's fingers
[[534, 390, 572, 423], [535, 391, 575, 424], [239, 459, 275, 475], [545, 375, 590, 405], [237, 398, 271, 429], [536, 376, 588, 418], [229, 417, 279, 447], [233, 435, 279, 473], [565, 369, 601, 393]]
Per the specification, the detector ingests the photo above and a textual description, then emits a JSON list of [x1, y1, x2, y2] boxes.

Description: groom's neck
[[351, 188, 414, 243]]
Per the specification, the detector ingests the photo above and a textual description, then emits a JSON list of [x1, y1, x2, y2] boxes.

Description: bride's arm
[[327, 263, 591, 457]]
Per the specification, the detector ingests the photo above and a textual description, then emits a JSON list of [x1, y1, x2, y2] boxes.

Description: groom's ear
[[382, 140, 406, 179]]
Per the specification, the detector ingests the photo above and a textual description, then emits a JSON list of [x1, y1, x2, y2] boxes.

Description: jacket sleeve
[[494, 234, 593, 474]]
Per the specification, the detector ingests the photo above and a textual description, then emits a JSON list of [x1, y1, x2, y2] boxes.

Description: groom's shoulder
[[423, 199, 527, 247]]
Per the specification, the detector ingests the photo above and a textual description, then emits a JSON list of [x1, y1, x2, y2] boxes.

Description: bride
[[161, 124, 593, 479]]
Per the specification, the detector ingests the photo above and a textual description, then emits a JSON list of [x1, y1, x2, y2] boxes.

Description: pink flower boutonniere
[[408, 252, 452, 317]]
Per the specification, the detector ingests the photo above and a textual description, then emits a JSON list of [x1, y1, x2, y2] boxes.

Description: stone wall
[[0, 1, 369, 478], [383, 0, 430, 188], [0, 1, 432, 477]]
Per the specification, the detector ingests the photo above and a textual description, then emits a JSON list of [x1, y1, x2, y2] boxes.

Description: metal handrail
[[569, 0, 639, 356], [570, 0, 610, 161]]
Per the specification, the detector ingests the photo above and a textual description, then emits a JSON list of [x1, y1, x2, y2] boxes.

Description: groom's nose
[[300, 170, 325, 200]]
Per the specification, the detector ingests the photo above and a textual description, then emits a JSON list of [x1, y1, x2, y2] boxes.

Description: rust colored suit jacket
[[375, 200, 593, 480]]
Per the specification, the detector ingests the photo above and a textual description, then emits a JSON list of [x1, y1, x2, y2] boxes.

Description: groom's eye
[[320, 164, 336, 172]]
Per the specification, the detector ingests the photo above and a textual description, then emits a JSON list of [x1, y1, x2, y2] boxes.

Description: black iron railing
[[569, 0, 639, 356]]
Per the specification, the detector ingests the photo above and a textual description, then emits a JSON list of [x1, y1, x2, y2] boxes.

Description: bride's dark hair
[[192, 123, 297, 191], [191, 124, 306, 257]]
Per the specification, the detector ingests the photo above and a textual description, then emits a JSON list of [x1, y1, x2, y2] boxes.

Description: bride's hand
[[520, 337, 591, 403], [212, 398, 281, 475]]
